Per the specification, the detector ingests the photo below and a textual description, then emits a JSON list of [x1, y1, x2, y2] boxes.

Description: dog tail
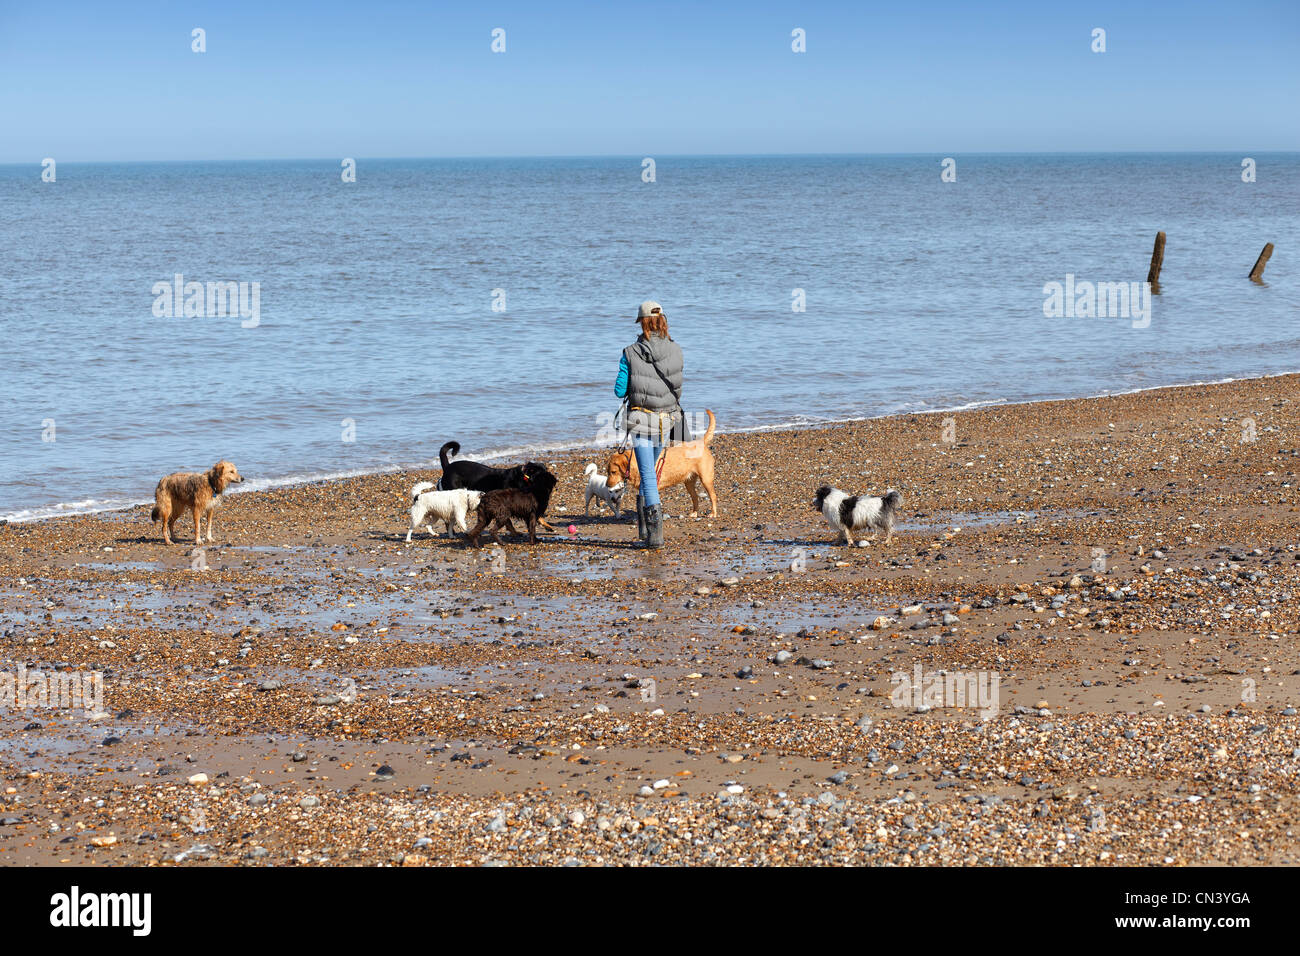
[[150, 506, 160, 522], [439, 441, 459, 470], [701, 408, 716, 444], [411, 481, 436, 503], [584, 463, 597, 478]]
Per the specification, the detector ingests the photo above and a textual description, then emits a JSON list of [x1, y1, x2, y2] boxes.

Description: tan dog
[[150, 460, 243, 545], [605, 409, 718, 517]]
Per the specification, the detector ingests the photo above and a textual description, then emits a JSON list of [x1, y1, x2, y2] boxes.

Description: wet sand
[[2, 375, 1299, 866]]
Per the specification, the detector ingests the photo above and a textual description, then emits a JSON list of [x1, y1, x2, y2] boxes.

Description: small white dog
[[583, 463, 625, 517], [813, 485, 901, 546], [406, 482, 483, 542]]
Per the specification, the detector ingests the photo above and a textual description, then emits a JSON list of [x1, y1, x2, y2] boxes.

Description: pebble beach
[[2, 375, 1299, 866]]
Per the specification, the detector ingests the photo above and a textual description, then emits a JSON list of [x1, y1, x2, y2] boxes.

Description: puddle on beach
[[31, 506, 1092, 593], [3, 559, 923, 647], [1, 505, 1084, 646], [0, 713, 196, 771], [904, 509, 1039, 530], [358, 661, 544, 694], [75, 560, 160, 572], [908, 507, 1115, 530]]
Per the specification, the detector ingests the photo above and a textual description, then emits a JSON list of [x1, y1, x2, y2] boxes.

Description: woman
[[614, 300, 684, 549]]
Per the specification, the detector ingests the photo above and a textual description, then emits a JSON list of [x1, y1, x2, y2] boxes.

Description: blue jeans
[[633, 436, 662, 508]]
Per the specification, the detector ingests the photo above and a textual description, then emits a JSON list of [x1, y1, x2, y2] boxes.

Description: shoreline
[[2, 372, 1299, 866], [7, 368, 1298, 525]]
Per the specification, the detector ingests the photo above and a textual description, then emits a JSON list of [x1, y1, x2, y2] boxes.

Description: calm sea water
[[2, 153, 1297, 521]]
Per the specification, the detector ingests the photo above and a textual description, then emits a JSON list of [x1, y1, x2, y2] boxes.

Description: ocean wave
[[6, 370, 1298, 525], [1, 497, 152, 524]]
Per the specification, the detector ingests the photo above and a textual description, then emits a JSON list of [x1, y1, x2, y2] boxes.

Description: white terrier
[[406, 482, 483, 542]]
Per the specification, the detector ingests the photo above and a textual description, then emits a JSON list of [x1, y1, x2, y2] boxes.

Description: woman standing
[[614, 300, 683, 549]]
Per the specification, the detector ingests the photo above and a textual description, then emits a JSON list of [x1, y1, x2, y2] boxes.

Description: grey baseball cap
[[637, 300, 664, 320]]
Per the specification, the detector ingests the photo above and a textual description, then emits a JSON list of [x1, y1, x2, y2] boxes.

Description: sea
[[2, 152, 1297, 521]]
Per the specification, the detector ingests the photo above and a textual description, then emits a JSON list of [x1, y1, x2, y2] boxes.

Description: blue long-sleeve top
[[614, 354, 629, 398]]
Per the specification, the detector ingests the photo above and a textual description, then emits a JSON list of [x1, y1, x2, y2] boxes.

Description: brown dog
[[467, 488, 543, 547], [467, 468, 556, 547], [605, 409, 718, 517], [150, 460, 243, 545]]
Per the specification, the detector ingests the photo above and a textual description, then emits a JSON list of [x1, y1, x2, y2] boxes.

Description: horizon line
[[6, 148, 1300, 166]]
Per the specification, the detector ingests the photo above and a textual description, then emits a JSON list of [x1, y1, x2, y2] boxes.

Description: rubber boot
[[644, 504, 664, 549], [636, 496, 647, 540]]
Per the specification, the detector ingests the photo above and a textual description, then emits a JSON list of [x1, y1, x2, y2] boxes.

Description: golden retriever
[[605, 409, 718, 518], [150, 460, 243, 545]]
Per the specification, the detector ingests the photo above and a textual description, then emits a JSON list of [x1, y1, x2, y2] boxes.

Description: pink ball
[[567, 524, 577, 535]]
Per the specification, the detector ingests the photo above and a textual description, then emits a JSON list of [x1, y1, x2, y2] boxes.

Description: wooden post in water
[[1249, 242, 1274, 281], [1146, 231, 1166, 286]]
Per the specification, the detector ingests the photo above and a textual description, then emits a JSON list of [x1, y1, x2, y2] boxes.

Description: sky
[[1, 0, 1297, 161]]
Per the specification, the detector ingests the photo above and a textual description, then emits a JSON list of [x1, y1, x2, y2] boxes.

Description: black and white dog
[[813, 485, 901, 546], [438, 442, 559, 532]]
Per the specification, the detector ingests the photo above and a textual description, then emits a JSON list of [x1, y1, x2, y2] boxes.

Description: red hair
[[638, 313, 669, 338]]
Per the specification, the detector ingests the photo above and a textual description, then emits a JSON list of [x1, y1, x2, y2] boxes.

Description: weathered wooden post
[[1146, 231, 1166, 286], [1249, 242, 1274, 281]]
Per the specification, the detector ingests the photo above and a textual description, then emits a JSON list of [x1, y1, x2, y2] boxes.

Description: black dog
[[439, 441, 530, 492], [438, 442, 558, 532], [467, 470, 558, 547]]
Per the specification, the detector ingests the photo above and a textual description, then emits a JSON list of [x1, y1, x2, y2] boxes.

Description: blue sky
[[1, 0, 1296, 161]]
